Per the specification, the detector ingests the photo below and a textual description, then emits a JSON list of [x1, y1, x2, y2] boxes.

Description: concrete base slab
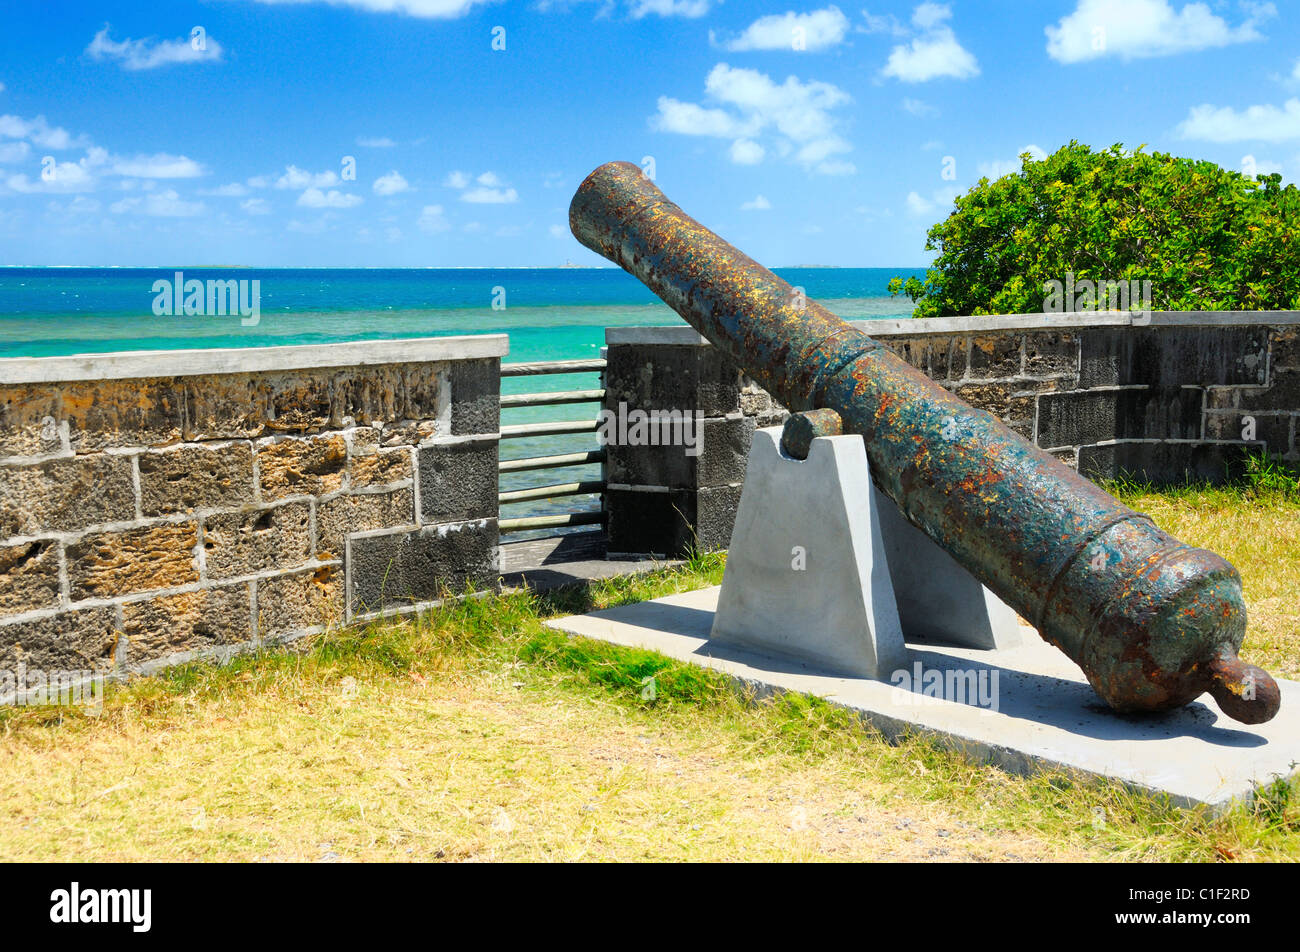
[[546, 586, 1300, 811]]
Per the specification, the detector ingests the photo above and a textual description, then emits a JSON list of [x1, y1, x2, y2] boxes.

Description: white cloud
[[651, 63, 854, 174], [86, 26, 224, 70], [977, 144, 1047, 179], [275, 166, 340, 189], [298, 187, 363, 208], [1046, 0, 1273, 64], [1293, 58, 1300, 81], [443, 170, 517, 203], [629, 0, 711, 18], [461, 186, 518, 204], [721, 7, 850, 52], [905, 186, 960, 217], [373, 170, 410, 195], [111, 153, 205, 178], [241, 198, 271, 215], [109, 189, 205, 217], [1178, 98, 1300, 141], [860, 10, 908, 36], [652, 98, 757, 139], [0, 114, 88, 150], [250, 0, 494, 18], [906, 190, 934, 215], [0, 140, 30, 164], [549, 224, 567, 238], [357, 136, 396, 147], [901, 97, 938, 117], [741, 194, 772, 210], [418, 204, 451, 232], [729, 139, 765, 164], [5, 158, 98, 194], [1241, 154, 1284, 176], [881, 4, 979, 82]]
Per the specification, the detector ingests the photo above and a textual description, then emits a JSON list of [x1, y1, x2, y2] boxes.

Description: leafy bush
[[889, 142, 1300, 318]]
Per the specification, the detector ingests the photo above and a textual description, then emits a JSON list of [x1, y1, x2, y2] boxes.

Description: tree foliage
[[889, 142, 1300, 317]]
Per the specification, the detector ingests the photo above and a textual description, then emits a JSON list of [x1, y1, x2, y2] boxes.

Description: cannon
[[569, 160, 1282, 726]]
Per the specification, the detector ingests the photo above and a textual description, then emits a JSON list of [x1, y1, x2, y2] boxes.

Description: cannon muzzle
[[570, 160, 1281, 725]]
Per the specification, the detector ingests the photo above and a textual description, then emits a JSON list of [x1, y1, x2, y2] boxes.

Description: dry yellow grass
[[0, 660, 1090, 862], [1, 483, 1297, 863]]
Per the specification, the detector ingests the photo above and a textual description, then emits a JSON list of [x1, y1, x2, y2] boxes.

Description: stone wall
[[604, 312, 1300, 556], [0, 336, 505, 680]]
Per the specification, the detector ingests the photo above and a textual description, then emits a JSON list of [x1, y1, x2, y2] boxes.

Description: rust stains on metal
[[569, 160, 1281, 725]]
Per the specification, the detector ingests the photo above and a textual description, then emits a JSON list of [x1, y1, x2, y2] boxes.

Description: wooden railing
[[498, 358, 606, 536]]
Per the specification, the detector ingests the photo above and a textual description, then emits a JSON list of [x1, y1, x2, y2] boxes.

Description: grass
[[1, 475, 1298, 862]]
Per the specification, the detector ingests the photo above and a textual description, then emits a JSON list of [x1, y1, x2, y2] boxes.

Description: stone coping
[[0, 334, 510, 384], [606, 311, 1300, 346]]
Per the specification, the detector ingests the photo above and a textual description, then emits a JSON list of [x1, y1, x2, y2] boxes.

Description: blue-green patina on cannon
[[569, 160, 1281, 725]]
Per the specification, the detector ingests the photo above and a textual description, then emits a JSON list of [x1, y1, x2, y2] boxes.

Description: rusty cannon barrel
[[570, 160, 1282, 725]]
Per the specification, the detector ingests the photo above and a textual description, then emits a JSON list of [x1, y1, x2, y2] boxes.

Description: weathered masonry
[[0, 336, 505, 677], [604, 312, 1300, 556]]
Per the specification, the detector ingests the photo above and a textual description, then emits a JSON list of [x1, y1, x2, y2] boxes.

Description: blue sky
[[1, 0, 1297, 267]]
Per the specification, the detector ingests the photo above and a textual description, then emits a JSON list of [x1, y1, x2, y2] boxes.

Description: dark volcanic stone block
[[349, 519, 498, 614], [694, 483, 744, 552], [697, 416, 755, 487], [418, 440, 498, 523], [606, 482, 745, 557], [604, 343, 742, 417], [1077, 440, 1260, 486], [448, 358, 500, 436], [1205, 412, 1293, 455], [1079, 326, 1268, 388], [1036, 387, 1203, 448], [605, 488, 695, 557]]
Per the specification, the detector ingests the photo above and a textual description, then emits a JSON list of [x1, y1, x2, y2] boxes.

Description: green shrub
[[890, 142, 1300, 318]]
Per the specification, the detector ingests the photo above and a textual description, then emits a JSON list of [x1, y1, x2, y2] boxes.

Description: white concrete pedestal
[[710, 427, 1020, 679]]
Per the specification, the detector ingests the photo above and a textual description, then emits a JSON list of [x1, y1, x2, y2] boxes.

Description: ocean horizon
[[0, 266, 923, 362]]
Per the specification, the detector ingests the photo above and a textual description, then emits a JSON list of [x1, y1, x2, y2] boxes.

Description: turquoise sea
[[0, 266, 918, 360], [0, 267, 921, 530]]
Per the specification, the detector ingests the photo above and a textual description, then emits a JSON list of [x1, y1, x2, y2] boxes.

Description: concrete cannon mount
[[547, 428, 1300, 812], [546, 587, 1300, 812]]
